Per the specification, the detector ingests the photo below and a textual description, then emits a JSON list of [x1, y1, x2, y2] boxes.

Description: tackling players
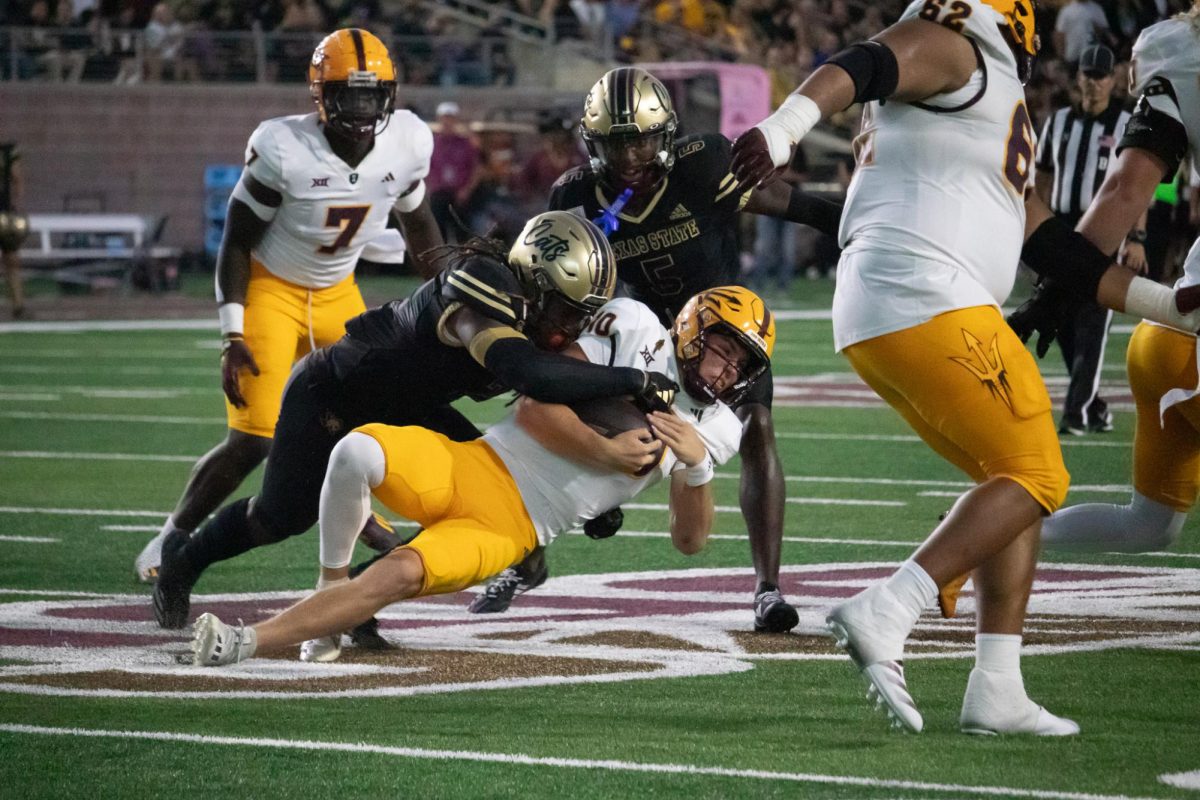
[[473, 67, 843, 634], [152, 212, 679, 630], [134, 29, 443, 583], [189, 286, 773, 666]]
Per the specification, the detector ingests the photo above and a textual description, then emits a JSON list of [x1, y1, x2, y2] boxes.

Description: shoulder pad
[[441, 254, 528, 327]]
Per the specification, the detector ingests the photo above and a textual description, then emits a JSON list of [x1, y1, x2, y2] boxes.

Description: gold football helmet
[[509, 211, 617, 349], [981, 0, 1040, 83], [308, 28, 397, 140], [581, 67, 678, 194], [673, 286, 775, 405]]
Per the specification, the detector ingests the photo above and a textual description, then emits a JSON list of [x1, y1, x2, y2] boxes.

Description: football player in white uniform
[[135, 29, 442, 583], [188, 287, 768, 666], [1034, 6, 1200, 553]]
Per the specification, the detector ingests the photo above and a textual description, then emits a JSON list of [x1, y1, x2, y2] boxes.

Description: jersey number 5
[[317, 205, 371, 255], [1003, 103, 1034, 194]]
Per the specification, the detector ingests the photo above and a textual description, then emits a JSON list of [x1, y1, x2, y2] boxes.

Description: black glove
[[583, 507, 624, 540], [634, 371, 678, 413], [1006, 278, 1079, 359]]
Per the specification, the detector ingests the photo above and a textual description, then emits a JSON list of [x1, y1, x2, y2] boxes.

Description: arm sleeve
[[1117, 78, 1189, 181], [483, 336, 646, 403], [395, 115, 434, 213]]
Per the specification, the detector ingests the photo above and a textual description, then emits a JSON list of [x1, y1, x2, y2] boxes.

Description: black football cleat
[[753, 587, 799, 633], [349, 616, 398, 651], [468, 558, 549, 614], [153, 529, 200, 629]]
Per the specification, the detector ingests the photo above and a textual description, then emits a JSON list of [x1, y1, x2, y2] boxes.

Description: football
[[570, 395, 664, 477]]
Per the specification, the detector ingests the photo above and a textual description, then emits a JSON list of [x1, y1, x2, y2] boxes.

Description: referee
[[1034, 44, 1147, 436]]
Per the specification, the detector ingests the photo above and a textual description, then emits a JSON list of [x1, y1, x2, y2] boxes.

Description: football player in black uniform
[[471, 67, 843, 633], [153, 211, 678, 630]]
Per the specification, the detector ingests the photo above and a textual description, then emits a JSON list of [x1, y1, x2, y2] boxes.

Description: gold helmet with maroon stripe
[[309, 28, 397, 140], [980, 0, 1040, 83], [673, 286, 775, 405], [508, 211, 617, 351]]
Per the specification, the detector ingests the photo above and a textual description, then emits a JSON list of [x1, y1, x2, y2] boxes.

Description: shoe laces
[[484, 568, 521, 597]]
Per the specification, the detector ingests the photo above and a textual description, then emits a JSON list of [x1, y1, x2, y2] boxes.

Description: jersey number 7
[[317, 205, 371, 255]]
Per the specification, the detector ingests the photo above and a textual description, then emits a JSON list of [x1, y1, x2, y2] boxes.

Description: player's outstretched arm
[[731, 18, 976, 188], [742, 179, 843, 237], [450, 306, 674, 405], [651, 410, 714, 555]]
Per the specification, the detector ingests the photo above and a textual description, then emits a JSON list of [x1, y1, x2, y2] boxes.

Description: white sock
[[975, 633, 1022, 676], [883, 559, 938, 621], [159, 515, 186, 539]]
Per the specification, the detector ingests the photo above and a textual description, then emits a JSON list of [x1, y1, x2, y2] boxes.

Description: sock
[[182, 497, 259, 572], [883, 559, 938, 620], [316, 575, 350, 592], [159, 515, 186, 539], [239, 623, 259, 660], [975, 633, 1022, 676]]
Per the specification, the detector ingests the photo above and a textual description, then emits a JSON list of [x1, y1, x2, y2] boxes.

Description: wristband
[[756, 93, 821, 168], [1125, 229, 1148, 245], [1124, 276, 1200, 331], [685, 453, 715, 487], [218, 302, 244, 337]]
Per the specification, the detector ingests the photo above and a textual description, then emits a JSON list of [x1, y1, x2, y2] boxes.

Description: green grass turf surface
[[1, 278, 1198, 798]]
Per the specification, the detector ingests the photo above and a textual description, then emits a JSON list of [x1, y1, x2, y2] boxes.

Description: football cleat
[[826, 584, 923, 733], [960, 667, 1080, 736], [134, 529, 168, 584], [468, 559, 550, 614], [153, 529, 199, 629], [753, 587, 799, 633], [937, 573, 969, 619], [192, 613, 256, 667], [299, 634, 343, 663], [349, 617, 397, 651]]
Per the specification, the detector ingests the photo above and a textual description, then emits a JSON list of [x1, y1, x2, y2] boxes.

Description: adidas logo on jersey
[[382, 172, 395, 182], [669, 204, 691, 220]]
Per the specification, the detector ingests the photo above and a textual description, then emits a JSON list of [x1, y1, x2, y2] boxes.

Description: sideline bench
[[19, 213, 182, 290]]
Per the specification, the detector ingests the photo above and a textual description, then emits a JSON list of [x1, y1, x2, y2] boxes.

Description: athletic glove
[[634, 371, 678, 413], [583, 507, 624, 540], [1006, 278, 1079, 359]]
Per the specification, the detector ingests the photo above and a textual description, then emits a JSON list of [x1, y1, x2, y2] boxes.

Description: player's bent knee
[[362, 548, 425, 603], [1132, 493, 1188, 550], [327, 431, 386, 490]]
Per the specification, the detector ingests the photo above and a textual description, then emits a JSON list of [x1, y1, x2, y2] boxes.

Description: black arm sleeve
[[483, 336, 645, 404], [784, 188, 844, 237], [1020, 216, 1113, 303], [1117, 84, 1189, 181]]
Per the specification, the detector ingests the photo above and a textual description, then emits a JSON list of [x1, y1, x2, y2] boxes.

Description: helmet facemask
[[319, 79, 396, 141], [580, 67, 678, 197], [676, 321, 769, 406], [584, 128, 673, 196]]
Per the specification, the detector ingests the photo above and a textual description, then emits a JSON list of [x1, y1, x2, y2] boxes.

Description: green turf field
[[1, 280, 1197, 799]]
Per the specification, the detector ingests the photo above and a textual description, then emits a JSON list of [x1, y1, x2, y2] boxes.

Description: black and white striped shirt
[[1035, 104, 1131, 219]]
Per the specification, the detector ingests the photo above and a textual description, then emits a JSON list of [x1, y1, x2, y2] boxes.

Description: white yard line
[[774, 431, 1128, 449], [1159, 770, 1200, 791], [0, 535, 58, 543], [0, 451, 195, 463], [0, 506, 165, 518], [0, 723, 1159, 800], [0, 411, 222, 425]]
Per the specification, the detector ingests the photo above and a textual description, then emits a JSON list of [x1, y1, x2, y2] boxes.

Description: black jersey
[[311, 253, 528, 423], [548, 133, 750, 325]]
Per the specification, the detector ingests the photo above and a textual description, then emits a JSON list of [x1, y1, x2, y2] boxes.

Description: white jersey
[[833, 0, 1032, 351], [1132, 17, 1200, 292], [483, 298, 743, 546], [239, 111, 432, 289]]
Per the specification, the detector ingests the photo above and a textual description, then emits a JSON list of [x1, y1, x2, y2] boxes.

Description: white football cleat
[[299, 634, 343, 663], [827, 585, 923, 733], [191, 612, 256, 667], [134, 530, 168, 583], [960, 668, 1080, 736]]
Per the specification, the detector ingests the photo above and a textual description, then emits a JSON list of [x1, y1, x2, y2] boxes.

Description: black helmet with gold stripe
[[581, 67, 678, 196]]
